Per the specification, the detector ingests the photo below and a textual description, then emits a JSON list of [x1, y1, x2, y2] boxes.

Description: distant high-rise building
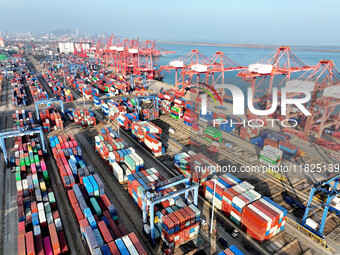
[[0, 38, 5, 48], [76, 28, 79, 38]]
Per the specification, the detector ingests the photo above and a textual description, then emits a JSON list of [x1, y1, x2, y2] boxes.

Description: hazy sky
[[1, 0, 339, 45]]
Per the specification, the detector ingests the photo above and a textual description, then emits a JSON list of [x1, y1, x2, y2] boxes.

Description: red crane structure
[[237, 46, 314, 111], [294, 60, 340, 138], [160, 49, 208, 89], [139, 40, 175, 56], [183, 51, 246, 86], [30, 41, 36, 52], [97, 35, 175, 80]]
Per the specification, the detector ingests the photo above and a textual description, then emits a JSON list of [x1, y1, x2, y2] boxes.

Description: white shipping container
[[191, 64, 208, 72], [232, 195, 246, 208], [230, 210, 241, 222], [323, 85, 340, 99], [306, 218, 318, 230], [122, 236, 139, 255], [37, 202, 44, 212], [170, 60, 184, 68], [248, 63, 273, 74], [16, 181, 23, 192], [263, 145, 283, 158], [248, 189, 262, 201], [240, 181, 254, 190]]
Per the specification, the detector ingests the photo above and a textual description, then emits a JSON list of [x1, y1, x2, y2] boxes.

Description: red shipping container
[[25, 231, 35, 255], [98, 221, 113, 243], [18, 234, 26, 255], [57, 230, 69, 254], [48, 223, 60, 255], [67, 190, 77, 205], [108, 218, 122, 239], [18, 221, 25, 236], [108, 241, 120, 254], [72, 203, 84, 221]]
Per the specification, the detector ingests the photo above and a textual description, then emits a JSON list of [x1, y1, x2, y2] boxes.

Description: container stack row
[[100, 100, 127, 120], [94, 129, 144, 183], [42, 71, 73, 101], [174, 152, 217, 186], [11, 77, 28, 108], [50, 135, 148, 254], [15, 133, 68, 255], [202, 172, 287, 241], [161, 205, 200, 248], [141, 109, 159, 120], [26, 75, 49, 102], [39, 106, 63, 132], [118, 113, 139, 130], [13, 110, 35, 129], [73, 108, 97, 127], [71, 80, 99, 99]]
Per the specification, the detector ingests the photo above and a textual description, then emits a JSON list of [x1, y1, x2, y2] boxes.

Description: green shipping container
[[43, 171, 50, 185], [90, 197, 102, 216], [15, 172, 21, 181], [25, 157, 30, 166], [44, 202, 51, 213], [34, 155, 39, 163], [171, 114, 179, 119], [259, 154, 276, 165], [20, 158, 25, 166], [48, 192, 56, 204], [171, 106, 180, 112]]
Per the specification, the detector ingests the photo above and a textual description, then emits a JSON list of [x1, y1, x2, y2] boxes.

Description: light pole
[[82, 88, 86, 108], [210, 175, 217, 234]]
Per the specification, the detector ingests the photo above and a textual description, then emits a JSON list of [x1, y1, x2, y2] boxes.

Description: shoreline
[[158, 41, 340, 53]]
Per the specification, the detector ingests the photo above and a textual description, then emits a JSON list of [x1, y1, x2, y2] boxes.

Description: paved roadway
[[0, 77, 18, 255]]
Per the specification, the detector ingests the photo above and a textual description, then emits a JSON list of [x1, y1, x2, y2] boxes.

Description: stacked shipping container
[[15, 133, 68, 255], [39, 106, 63, 132], [73, 108, 97, 127], [50, 135, 150, 254]]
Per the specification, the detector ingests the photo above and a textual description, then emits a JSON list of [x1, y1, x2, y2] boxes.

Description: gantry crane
[[130, 75, 147, 89], [237, 46, 314, 111], [35, 98, 64, 121], [160, 49, 207, 89], [134, 95, 160, 114], [142, 175, 199, 244], [302, 173, 340, 237], [139, 39, 176, 56], [0, 126, 46, 166]]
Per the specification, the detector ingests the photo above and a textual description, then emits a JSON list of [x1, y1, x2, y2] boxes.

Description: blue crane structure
[[0, 126, 46, 165], [142, 175, 199, 244], [5, 67, 23, 78], [302, 173, 340, 237], [130, 75, 147, 90], [35, 98, 64, 121], [135, 95, 160, 114]]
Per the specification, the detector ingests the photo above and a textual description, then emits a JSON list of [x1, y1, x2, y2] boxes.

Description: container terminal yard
[[0, 34, 339, 255]]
